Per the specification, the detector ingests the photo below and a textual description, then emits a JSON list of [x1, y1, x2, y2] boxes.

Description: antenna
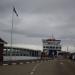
[[52, 34, 55, 39], [67, 46, 69, 52]]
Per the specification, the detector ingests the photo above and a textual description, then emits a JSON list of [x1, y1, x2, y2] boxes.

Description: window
[[46, 46, 49, 48], [43, 46, 45, 48]]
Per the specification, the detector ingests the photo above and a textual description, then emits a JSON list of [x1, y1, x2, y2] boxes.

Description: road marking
[[12, 63, 16, 65], [26, 62, 30, 64], [54, 59, 57, 61], [60, 62, 63, 65], [32, 68, 36, 72], [30, 63, 41, 75], [3, 64, 8, 66], [20, 62, 23, 64], [30, 72, 34, 75], [48, 60, 50, 62], [32, 64, 39, 71]]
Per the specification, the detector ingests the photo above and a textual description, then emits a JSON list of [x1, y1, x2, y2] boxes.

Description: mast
[[10, 7, 14, 57]]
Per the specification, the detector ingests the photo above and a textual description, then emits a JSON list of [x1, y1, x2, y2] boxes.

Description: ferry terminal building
[[42, 37, 61, 57], [0, 38, 41, 64]]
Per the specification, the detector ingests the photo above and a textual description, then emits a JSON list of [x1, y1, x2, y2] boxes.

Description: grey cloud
[[0, 0, 75, 14], [0, 0, 75, 51]]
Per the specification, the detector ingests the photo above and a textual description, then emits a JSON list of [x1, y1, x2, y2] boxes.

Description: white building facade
[[42, 38, 61, 57], [3, 44, 41, 61]]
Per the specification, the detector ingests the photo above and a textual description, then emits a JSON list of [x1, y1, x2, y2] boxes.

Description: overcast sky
[[0, 0, 75, 52]]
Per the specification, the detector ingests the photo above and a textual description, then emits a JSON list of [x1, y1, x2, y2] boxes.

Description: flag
[[13, 7, 18, 16]]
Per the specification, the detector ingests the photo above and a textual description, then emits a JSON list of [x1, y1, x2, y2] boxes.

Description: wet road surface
[[0, 59, 75, 75]]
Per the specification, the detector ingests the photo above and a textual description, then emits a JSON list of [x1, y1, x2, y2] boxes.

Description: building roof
[[4, 44, 42, 51], [46, 39, 61, 41], [0, 38, 7, 44], [42, 37, 61, 41], [43, 39, 61, 42]]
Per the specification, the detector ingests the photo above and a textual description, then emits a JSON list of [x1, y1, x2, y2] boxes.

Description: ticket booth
[[0, 38, 7, 64]]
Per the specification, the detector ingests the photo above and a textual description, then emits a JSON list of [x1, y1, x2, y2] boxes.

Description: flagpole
[[10, 6, 18, 62], [10, 7, 14, 60]]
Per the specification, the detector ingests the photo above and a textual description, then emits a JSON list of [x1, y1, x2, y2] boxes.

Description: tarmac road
[[0, 59, 75, 75], [34, 59, 75, 75]]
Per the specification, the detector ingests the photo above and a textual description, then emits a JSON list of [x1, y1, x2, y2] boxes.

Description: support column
[[0, 44, 3, 65]]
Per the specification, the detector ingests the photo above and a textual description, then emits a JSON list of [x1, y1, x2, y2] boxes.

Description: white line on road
[[20, 62, 23, 64], [60, 62, 63, 65], [32, 64, 39, 71], [30, 63, 41, 75], [30, 72, 34, 75], [32, 61, 35, 63], [26, 62, 30, 64], [12, 63, 16, 65], [3, 64, 8, 66], [48, 60, 50, 62]]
